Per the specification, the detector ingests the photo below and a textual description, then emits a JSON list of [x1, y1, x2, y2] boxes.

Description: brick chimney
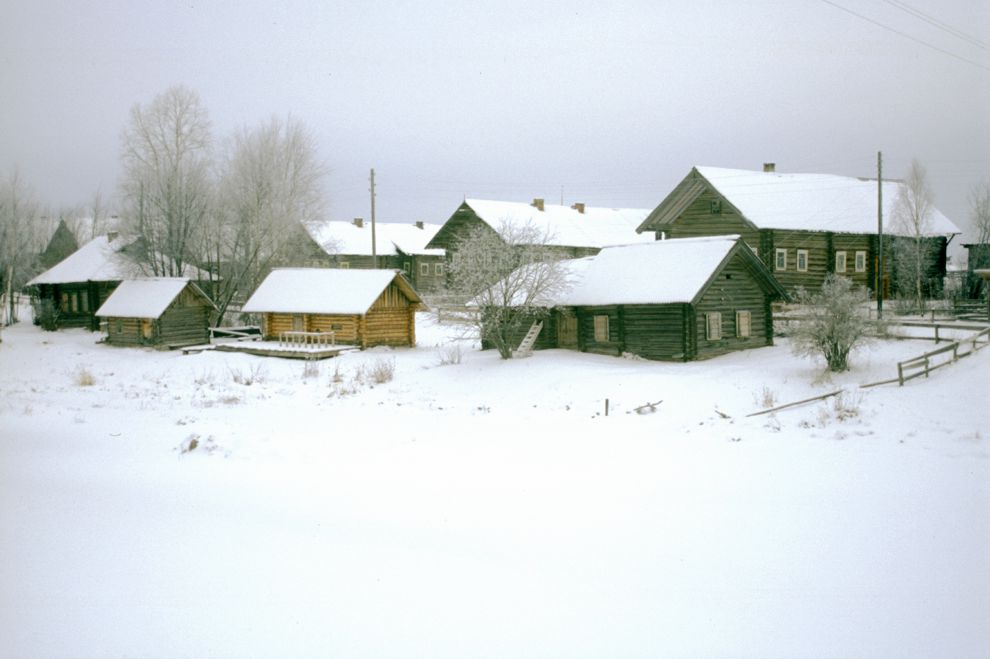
[[352, 217, 364, 228], [763, 163, 776, 173], [531, 198, 545, 212], [414, 221, 424, 229], [570, 202, 586, 214]]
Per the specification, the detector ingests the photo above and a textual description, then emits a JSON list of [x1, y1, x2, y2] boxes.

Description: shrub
[[74, 367, 96, 387], [790, 274, 882, 373], [302, 359, 321, 379], [436, 342, 463, 366], [369, 357, 395, 384], [228, 363, 266, 386]]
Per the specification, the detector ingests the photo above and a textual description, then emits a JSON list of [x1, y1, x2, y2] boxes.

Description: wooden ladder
[[512, 321, 543, 358]]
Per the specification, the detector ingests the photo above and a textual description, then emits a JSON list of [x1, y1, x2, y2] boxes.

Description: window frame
[[434, 263, 444, 276], [855, 250, 867, 273], [835, 250, 847, 273], [593, 315, 610, 343], [736, 310, 752, 338], [420, 263, 430, 276], [796, 249, 809, 272], [705, 312, 722, 341], [775, 248, 787, 271]]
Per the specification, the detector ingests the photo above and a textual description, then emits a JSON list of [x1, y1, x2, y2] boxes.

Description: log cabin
[[306, 219, 447, 293], [427, 198, 654, 267], [636, 165, 960, 297], [480, 235, 788, 361], [96, 278, 216, 348], [27, 234, 144, 330], [241, 268, 424, 348]]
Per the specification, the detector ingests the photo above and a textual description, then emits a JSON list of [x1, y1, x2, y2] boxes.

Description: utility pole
[[877, 151, 883, 319], [370, 168, 377, 268]]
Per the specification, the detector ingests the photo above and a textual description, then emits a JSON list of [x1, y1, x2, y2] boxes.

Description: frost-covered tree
[[0, 169, 41, 330], [891, 159, 938, 313], [968, 181, 990, 298], [120, 85, 213, 276], [205, 115, 326, 323], [790, 274, 880, 373], [446, 221, 568, 359]]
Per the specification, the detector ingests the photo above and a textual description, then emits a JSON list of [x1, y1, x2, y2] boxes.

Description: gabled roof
[[95, 278, 215, 319], [241, 268, 423, 315], [487, 236, 786, 308], [638, 166, 960, 237], [559, 235, 785, 306], [433, 199, 655, 249], [28, 235, 144, 285], [307, 221, 445, 257]]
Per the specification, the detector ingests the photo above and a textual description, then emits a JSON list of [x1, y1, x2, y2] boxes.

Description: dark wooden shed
[[241, 268, 424, 348], [96, 278, 216, 348], [484, 235, 788, 361]]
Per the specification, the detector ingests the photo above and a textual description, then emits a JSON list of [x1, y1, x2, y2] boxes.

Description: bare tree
[[891, 158, 938, 313], [0, 169, 41, 332], [790, 274, 881, 373], [446, 220, 569, 359], [205, 115, 327, 323], [968, 180, 990, 298], [120, 85, 213, 276]]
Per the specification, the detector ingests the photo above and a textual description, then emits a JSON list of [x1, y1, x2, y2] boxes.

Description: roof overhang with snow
[[241, 268, 423, 315], [95, 278, 215, 319]]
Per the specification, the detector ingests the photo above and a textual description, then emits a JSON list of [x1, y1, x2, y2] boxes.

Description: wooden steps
[[512, 321, 543, 358]]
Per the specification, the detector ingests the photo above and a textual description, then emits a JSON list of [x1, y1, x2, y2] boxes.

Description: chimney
[[414, 221, 424, 230], [531, 198, 545, 212], [570, 202, 586, 214], [763, 162, 776, 173], [352, 217, 364, 228]]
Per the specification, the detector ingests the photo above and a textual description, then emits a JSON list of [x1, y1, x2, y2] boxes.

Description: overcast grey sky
[[2, 1, 989, 249]]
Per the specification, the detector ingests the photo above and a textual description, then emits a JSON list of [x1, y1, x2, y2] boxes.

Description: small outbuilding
[[483, 235, 788, 361], [241, 268, 424, 348], [96, 278, 216, 348]]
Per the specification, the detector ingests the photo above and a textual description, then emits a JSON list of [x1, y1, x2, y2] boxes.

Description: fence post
[[898, 363, 904, 386], [934, 325, 940, 344]]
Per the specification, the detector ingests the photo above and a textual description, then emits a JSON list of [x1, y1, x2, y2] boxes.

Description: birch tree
[[120, 85, 213, 276], [0, 170, 41, 331], [205, 115, 326, 323], [891, 159, 938, 313], [446, 221, 568, 359]]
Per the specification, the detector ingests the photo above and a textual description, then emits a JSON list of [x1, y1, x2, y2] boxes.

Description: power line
[[817, 0, 990, 73], [880, 0, 990, 52]]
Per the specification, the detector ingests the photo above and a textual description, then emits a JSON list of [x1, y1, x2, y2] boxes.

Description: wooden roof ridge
[[636, 167, 753, 233]]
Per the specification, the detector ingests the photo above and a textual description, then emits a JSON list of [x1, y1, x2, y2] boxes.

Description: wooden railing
[[278, 330, 336, 348], [897, 326, 990, 385]]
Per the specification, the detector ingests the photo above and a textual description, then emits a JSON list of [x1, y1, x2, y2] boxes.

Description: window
[[115, 319, 123, 334], [835, 251, 847, 273], [80, 291, 89, 312], [339, 261, 350, 269], [434, 263, 444, 276], [709, 199, 722, 215], [796, 249, 808, 272], [61, 292, 70, 312], [855, 251, 867, 273], [706, 312, 722, 340], [70, 293, 78, 313], [736, 310, 752, 338], [420, 263, 430, 276], [775, 248, 787, 271], [403, 261, 410, 273], [593, 315, 610, 342]]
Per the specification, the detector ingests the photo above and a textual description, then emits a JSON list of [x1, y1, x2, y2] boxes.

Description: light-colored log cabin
[[95, 278, 216, 349], [241, 268, 424, 348]]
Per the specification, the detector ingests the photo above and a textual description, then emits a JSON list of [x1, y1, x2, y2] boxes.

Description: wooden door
[[557, 313, 578, 349], [141, 319, 154, 340]]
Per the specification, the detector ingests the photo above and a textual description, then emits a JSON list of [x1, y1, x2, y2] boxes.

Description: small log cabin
[[241, 268, 424, 348], [482, 235, 788, 361], [27, 234, 142, 330], [96, 278, 216, 348], [636, 165, 960, 297]]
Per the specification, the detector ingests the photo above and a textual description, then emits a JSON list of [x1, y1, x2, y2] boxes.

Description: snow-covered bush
[[74, 367, 95, 387], [369, 357, 395, 384], [436, 342, 462, 366], [790, 274, 882, 372], [228, 363, 266, 386]]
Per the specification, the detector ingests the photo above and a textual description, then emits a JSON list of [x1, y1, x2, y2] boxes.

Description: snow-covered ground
[[1, 313, 987, 658]]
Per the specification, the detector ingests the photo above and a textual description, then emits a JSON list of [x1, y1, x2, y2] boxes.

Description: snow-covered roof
[[484, 235, 781, 308], [307, 221, 445, 257], [95, 278, 213, 319], [28, 235, 144, 285], [645, 166, 959, 236], [241, 268, 422, 315], [457, 199, 655, 248]]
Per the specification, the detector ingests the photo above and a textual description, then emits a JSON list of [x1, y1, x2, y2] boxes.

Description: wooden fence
[[896, 326, 990, 385]]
